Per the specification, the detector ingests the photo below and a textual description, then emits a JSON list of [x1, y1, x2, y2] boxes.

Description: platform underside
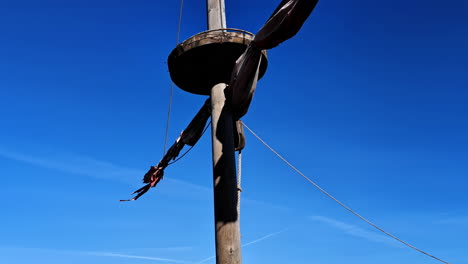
[[168, 29, 268, 95]]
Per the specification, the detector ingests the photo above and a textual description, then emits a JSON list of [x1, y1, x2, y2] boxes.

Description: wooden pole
[[210, 84, 241, 264], [207, 1, 241, 264], [207, 0, 226, 29]]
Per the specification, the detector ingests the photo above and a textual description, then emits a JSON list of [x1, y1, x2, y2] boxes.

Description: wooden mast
[[207, 1, 242, 264]]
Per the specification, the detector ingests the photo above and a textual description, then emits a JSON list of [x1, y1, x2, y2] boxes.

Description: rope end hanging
[[121, 101, 211, 202]]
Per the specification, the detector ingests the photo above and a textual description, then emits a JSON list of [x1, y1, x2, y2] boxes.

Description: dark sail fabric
[[227, 44, 263, 120], [254, 0, 319, 49], [227, 0, 319, 118], [181, 99, 211, 146]]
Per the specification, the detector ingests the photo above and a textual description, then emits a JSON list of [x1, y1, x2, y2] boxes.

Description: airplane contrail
[[85, 251, 192, 264], [196, 228, 289, 264]]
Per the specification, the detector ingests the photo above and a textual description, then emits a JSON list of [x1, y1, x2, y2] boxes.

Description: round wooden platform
[[168, 29, 268, 95]]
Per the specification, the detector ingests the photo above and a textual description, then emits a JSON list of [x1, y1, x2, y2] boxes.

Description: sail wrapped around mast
[[227, 43, 263, 120], [254, 0, 319, 49], [227, 0, 319, 119], [123, 0, 319, 201]]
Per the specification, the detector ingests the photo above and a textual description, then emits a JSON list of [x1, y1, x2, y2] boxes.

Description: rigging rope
[[237, 150, 243, 217], [163, 0, 185, 154], [241, 122, 451, 264]]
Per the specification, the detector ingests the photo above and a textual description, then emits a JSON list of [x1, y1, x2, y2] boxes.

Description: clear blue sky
[[1, 0, 467, 264]]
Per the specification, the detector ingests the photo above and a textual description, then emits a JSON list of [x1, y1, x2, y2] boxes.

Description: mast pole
[[207, 0, 226, 29], [207, 1, 242, 264]]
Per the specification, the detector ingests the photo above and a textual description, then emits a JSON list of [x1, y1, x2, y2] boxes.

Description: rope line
[[163, 87, 174, 155], [241, 122, 451, 264], [163, 0, 185, 154], [237, 150, 242, 216], [176, 0, 184, 45]]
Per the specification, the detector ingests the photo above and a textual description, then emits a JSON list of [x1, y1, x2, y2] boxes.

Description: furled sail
[[227, 0, 319, 119], [123, 0, 319, 201]]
